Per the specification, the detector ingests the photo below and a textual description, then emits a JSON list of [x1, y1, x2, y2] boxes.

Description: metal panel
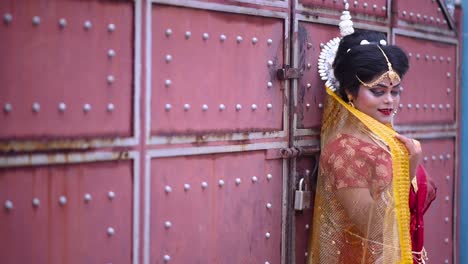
[[394, 34, 457, 125], [395, 0, 451, 31], [0, 0, 134, 140], [297, 0, 388, 20], [0, 160, 134, 264], [420, 138, 455, 264], [148, 151, 283, 263], [150, 4, 285, 136]]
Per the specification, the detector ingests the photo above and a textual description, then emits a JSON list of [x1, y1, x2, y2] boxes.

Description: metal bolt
[[267, 82, 273, 88], [415, 104, 420, 109], [58, 18, 67, 28], [108, 191, 115, 200], [447, 57, 452, 62], [437, 18, 441, 23], [409, 12, 414, 17], [183, 104, 190, 111], [431, 104, 436, 109], [318, 103, 323, 109], [58, 103, 66, 112], [382, 6, 386, 11], [235, 178, 242, 185], [165, 54, 172, 63], [236, 36, 243, 43], [445, 217, 450, 223], [32, 102, 40, 113], [107, 103, 115, 112], [305, 224, 310, 230], [267, 103, 273, 110], [445, 238, 449, 244], [235, 104, 242, 111], [373, 4, 377, 9], [305, 252, 308, 257], [446, 175, 451, 181], [165, 104, 172, 111], [202, 33, 209, 40], [32, 198, 40, 208], [416, 13, 421, 19], [363, 3, 368, 8], [265, 232, 271, 238], [265, 262, 270, 264], [32, 16, 41, 25], [307, 63, 311, 69], [439, 104, 444, 110], [59, 196, 67, 206], [407, 104, 412, 109], [408, 52, 412, 57], [447, 72, 451, 78], [3, 13, 12, 24], [402, 11, 407, 16], [267, 174, 272, 180], [108, 24, 116, 32], [108, 49, 116, 58], [439, 155, 444, 160], [267, 60, 273, 66], [416, 54, 420, 60], [423, 156, 428, 162], [165, 28, 172, 37], [445, 259, 449, 264], [164, 186, 172, 193], [251, 104, 257, 111], [432, 55, 437, 61], [185, 31, 191, 39], [430, 16, 434, 22], [219, 104, 226, 111], [353, 1, 358, 7], [164, 221, 172, 229], [202, 104, 208, 111], [107, 227, 115, 236], [252, 37, 258, 44], [425, 55, 430, 60], [447, 88, 451, 94], [3, 103, 12, 113], [423, 104, 428, 109], [220, 34, 226, 42], [165, 79, 172, 87], [447, 154, 451, 159], [252, 176, 258, 183], [107, 75, 115, 84], [307, 83, 312, 88], [266, 203, 272, 209], [218, 179, 225, 187], [4, 200, 13, 210], [84, 20, 92, 30], [84, 193, 92, 202], [306, 103, 311, 109], [424, 15, 428, 21], [267, 39, 273, 45], [184, 184, 190, 191], [399, 104, 404, 108], [432, 155, 436, 161], [445, 196, 450, 202], [440, 56, 445, 61], [201, 182, 208, 189], [83, 104, 91, 113], [164, 255, 171, 262]]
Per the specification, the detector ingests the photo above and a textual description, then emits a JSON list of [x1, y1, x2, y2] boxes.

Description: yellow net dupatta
[[323, 85, 413, 263]]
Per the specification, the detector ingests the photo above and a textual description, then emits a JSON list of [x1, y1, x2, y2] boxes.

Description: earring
[[348, 101, 355, 108], [393, 109, 398, 115]]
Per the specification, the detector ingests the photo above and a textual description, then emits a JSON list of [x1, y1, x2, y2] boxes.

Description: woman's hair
[[333, 30, 409, 101]]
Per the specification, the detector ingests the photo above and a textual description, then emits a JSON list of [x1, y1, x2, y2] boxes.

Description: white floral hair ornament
[[317, 1, 354, 91]]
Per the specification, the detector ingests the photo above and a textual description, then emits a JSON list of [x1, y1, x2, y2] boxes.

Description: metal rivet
[[306, 103, 311, 109], [416, 13, 421, 19], [430, 16, 434, 22], [236, 36, 243, 43], [164, 255, 171, 262], [165, 54, 172, 63], [447, 88, 451, 94], [84, 20, 92, 30], [439, 104, 444, 110], [202, 33, 209, 40], [372, 4, 377, 9], [446, 175, 451, 181], [305, 224, 310, 229], [265, 261, 270, 264], [267, 60, 273, 66], [84, 193, 92, 202], [185, 31, 191, 39], [3, 13, 12, 24], [425, 55, 430, 60], [108, 49, 116, 58], [363, 3, 368, 8], [408, 52, 412, 57], [235, 178, 242, 185], [415, 104, 420, 109], [307, 63, 311, 69], [267, 39, 273, 45], [251, 104, 257, 111], [252, 37, 258, 44], [107, 75, 115, 84], [440, 56, 445, 61], [407, 104, 412, 109], [79, 104, 91, 114], [32, 102, 40, 113], [431, 104, 436, 109], [236, 104, 242, 111], [32, 198, 40, 208], [448, 57, 452, 62], [218, 179, 225, 187], [252, 176, 258, 183], [382, 6, 386, 11], [318, 103, 323, 109], [432, 155, 436, 161], [266, 203, 272, 209], [305, 252, 308, 257], [445, 238, 449, 244], [108, 23, 116, 32], [440, 155, 445, 160], [446, 154, 451, 159], [165, 28, 172, 37], [399, 104, 404, 109], [353, 1, 358, 7], [267, 174, 272, 180], [164, 221, 172, 229], [58, 102, 66, 112], [445, 196, 450, 201], [423, 156, 428, 162], [432, 55, 437, 61], [265, 232, 271, 238], [267, 82, 273, 88], [201, 182, 208, 189], [58, 18, 67, 28], [216, 34, 225, 42], [108, 191, 115, 200], [447, 72, 451, 78], [4, 200, 13, 210], [184, 184, 190, 191], [445, 217, 450, 223], [307, 83, 311, 88], [59, 196, 67, 206], [202, 104, 209, 111], [219, 104, 226, 111], [416, 54, 420, 60], [164, 186, 172, 193], [165, 79, 172, 87], [165, 104, 172, 111], [183, 104, 190, 111], [107, 103, 115, 112], [424, 15, 428, 21], [32, 16, 41, 25], [267, 103, 273, 110], [423, 104, 428, 109], [107, 227, 115, 236], [437, 18, 441, 23], [3, 103, 12, 113], [445, 259, 449, 264]]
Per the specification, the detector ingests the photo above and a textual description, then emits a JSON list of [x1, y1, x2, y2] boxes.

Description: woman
[[309, 24, 436, 264]]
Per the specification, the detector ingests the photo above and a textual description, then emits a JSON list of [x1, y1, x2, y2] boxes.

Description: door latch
[[277, 65, 303, 80]]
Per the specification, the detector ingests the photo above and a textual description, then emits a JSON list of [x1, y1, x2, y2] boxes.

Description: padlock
[[294, 178, 311, 210]]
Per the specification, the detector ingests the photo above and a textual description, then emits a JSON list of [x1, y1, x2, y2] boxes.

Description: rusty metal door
[[1, 0, 293, 263], [290, 1, 460, 264]]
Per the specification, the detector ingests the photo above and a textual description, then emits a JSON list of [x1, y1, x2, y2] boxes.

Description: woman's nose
[[383, 93, 393, 104]]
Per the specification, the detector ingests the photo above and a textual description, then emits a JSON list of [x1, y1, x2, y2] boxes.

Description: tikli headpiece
[[355, 45, 401, 87]]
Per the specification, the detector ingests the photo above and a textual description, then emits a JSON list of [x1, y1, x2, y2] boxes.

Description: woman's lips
[[378, 109, 393, 116]]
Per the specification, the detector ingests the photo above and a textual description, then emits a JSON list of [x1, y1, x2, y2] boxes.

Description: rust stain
[[0, 138, 118, 153]]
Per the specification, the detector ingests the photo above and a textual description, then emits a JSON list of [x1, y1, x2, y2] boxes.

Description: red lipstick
[[378, 109, 393, 116]]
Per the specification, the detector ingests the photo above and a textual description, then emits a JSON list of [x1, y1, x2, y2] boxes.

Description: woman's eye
[[391, 90, 400, 96], [370, 89, 384, 96]]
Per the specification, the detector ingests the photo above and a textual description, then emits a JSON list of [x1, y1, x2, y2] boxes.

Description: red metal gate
[[0, 0, 460, 264]]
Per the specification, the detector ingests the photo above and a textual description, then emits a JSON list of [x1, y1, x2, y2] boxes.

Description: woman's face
[[352, 76, 401, 124]]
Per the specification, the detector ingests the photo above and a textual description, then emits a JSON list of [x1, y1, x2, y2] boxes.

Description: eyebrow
[[374, 83, 401, 89]]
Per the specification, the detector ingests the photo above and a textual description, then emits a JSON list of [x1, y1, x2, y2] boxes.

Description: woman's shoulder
[[324, 133, 381, 154]]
